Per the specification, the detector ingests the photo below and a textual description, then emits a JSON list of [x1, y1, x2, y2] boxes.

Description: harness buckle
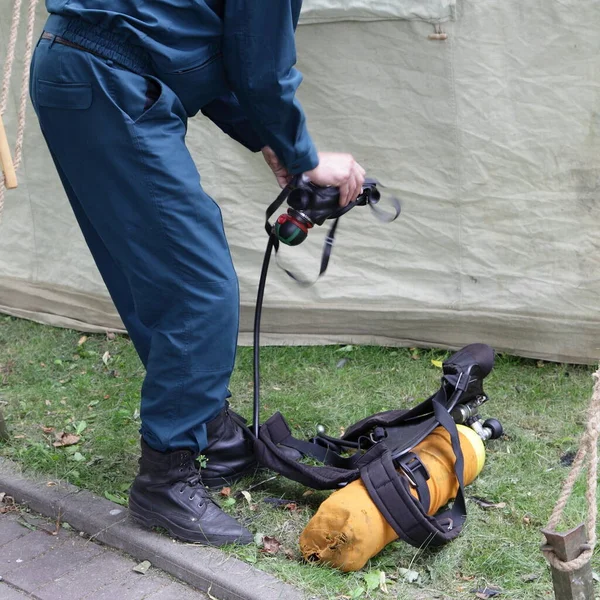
[[369, 427, 387, 444], [394, 452, 430, 488]]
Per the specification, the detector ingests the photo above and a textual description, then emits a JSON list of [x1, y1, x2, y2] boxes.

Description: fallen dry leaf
[[13, 435, 25, 439], [53, 432, 81, 447], [106, 332, 116, 340], [220, 487, 231, 497], [0, 494, 16, 514], [102, 351, 110, 366], [379, 570, 389, 593], [460, 574, 476, 581], [261, 536, 282, 555], [41, 426, 54, 434], [302, 490, 314, 497], [470, 496, 506, 510], [77, 335, 88, 346], [398, 568, 420, 583], [284, 548, 295, 560], [133, 560, 151, 575], [284, 502, 298, 511]]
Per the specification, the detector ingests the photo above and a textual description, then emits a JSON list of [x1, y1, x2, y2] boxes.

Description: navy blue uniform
[[31, 1, 317, 452]]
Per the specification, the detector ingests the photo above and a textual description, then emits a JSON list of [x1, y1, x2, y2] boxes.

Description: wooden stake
[[541, 524, 594, 600], [0, 114, 18, 189]]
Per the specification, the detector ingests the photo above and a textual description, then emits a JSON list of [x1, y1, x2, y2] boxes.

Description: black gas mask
[[273, 178, 383, 246]]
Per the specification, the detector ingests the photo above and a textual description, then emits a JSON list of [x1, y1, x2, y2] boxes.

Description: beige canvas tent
[[1, 0, 599, 364]]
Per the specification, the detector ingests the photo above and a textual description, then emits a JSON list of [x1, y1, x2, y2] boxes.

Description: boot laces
[[178, 457, 208, 502]]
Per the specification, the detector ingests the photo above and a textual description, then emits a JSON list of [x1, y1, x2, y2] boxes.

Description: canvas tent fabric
[[0, 0, 599, 364]]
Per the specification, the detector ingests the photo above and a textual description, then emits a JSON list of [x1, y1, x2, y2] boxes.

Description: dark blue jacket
[[45, 0, 318, 174]]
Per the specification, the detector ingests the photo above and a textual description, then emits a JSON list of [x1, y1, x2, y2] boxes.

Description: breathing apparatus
[[253, 175, 400, 436], [250, 177, 504, 572]]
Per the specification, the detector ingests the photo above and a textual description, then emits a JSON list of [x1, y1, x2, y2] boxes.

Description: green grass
[[0, 315, 598, 599]]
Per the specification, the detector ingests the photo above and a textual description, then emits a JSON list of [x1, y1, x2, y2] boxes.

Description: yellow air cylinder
[[299, 424, 485, 572]]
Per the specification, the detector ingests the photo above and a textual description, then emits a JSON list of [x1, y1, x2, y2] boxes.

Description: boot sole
[[128, 498, 253, 546]]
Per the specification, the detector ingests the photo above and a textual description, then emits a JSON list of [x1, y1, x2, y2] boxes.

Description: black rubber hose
[[253, 235, 276, 437]]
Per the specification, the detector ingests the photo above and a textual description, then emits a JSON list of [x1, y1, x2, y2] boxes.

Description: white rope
[[0, 0, 23, 115], [0, 0, 38, 222], [14, 0, 39, 171]]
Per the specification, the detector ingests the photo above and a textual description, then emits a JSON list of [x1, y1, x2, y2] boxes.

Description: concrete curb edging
[[0, 459, 307, 600]]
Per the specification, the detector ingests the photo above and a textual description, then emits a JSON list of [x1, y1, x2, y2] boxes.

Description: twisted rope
[[542, 366, 600, 572], [0, 0, 38, 222]]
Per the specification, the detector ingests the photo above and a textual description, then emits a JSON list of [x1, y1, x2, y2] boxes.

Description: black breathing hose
[[253, 234, 276, 437]]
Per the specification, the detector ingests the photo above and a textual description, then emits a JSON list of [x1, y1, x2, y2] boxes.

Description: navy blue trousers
[[30, 34, 239, 453]]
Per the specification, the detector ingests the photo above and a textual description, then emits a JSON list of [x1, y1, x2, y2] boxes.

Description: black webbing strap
[[256, 412, 388, 489], [273, 430, 356, 470], [360, 397, 467, 547], [431, 395, 467, 526], [265, 185, 341, 287], [261, 412, 378, 470]]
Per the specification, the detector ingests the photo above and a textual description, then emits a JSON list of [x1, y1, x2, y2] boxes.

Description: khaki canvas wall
[[0, 0, 599, 364]]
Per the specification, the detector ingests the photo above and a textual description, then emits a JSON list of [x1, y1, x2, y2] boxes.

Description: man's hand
[[262, 146, 293, 189], [305, 152, 366, 206]]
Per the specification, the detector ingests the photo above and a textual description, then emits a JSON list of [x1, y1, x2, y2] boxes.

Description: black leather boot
[[129, 439, 253, 546], [200, 402, 259, 488]]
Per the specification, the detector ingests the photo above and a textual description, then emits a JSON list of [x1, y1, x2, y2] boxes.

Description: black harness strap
[[256, 412, 389, 489]]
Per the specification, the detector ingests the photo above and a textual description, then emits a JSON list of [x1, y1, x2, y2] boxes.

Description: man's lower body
[[30, 20, 256, 545]]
